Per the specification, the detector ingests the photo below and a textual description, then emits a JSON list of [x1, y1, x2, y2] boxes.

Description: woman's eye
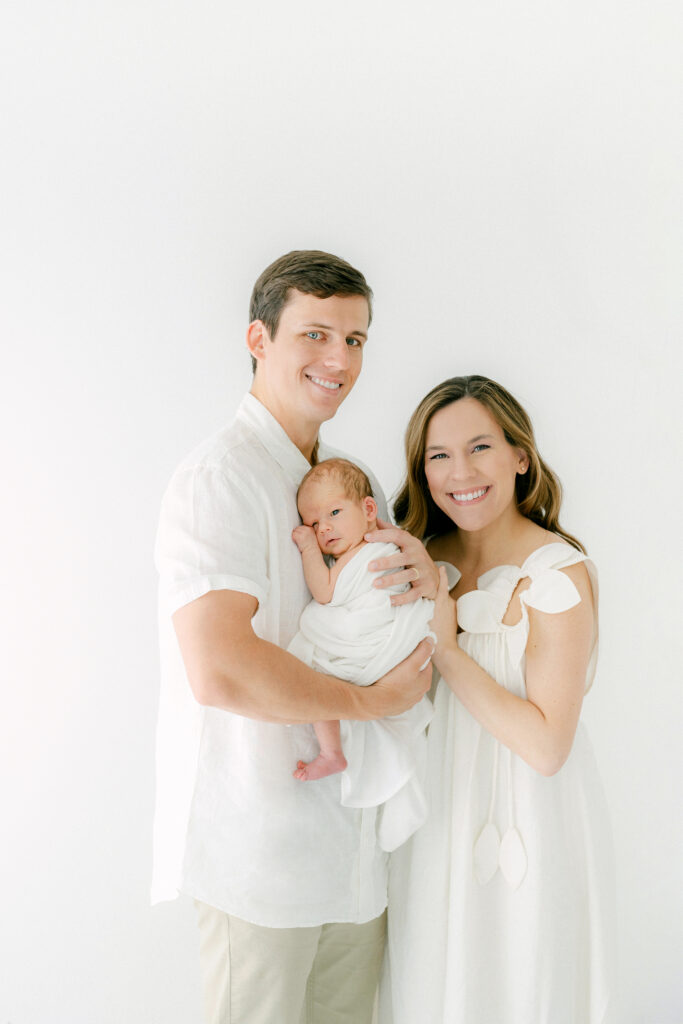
[[428, 453, 447, 460], [472, 444, 490, 453]]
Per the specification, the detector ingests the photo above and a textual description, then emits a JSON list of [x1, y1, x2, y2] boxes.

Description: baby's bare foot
[[293, 752, 348, 782]]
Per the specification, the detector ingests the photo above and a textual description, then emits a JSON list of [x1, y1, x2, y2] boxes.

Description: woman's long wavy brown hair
[[393, 375, 585, 552]]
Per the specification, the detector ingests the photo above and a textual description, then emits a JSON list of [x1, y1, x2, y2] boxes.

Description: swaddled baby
[[289, 458, 434, 851]]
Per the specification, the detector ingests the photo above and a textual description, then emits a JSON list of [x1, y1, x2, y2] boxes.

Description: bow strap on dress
[[457, 543, 585, 668]]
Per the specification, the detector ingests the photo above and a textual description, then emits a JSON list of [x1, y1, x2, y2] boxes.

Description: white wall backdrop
[[1, 1, 681, 1022]]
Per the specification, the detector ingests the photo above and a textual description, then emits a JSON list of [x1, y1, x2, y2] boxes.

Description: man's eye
[[346, 337, 362, 347], [306, 331, 321, 340]]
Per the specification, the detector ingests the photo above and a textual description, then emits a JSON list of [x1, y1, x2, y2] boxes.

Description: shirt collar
[[236, 393, 313, 486]]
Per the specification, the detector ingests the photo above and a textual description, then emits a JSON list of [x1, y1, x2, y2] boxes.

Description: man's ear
[[363, 496, 378, 522], [246, 320, 271, 365]]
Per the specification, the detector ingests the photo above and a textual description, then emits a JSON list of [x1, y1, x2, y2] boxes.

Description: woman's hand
[[430, 565, 459, 662], [365, 519, 440, 605]]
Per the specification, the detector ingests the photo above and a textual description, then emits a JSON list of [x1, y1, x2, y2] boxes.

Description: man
[[153, 250, 436, 1024]]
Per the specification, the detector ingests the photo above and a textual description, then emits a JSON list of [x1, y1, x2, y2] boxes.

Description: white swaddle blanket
[[288, 542, 434, 852]]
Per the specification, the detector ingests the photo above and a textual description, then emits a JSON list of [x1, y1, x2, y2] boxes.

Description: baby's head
[[297, 459, 378, 558]]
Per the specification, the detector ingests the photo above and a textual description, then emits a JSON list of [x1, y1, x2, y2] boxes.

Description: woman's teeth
[[451, 488, 488, 503]]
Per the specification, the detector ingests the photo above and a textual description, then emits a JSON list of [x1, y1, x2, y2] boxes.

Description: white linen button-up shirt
[[152, 393, 390, 927]]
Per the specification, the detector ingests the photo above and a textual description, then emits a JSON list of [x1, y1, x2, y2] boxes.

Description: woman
[[380, 376, 615, 1024]]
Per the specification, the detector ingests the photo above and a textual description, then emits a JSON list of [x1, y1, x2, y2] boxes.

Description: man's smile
[[306, 374, 343, 391]]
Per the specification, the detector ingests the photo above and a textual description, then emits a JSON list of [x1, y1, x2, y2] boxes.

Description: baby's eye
[[331, 508, 341, 516]]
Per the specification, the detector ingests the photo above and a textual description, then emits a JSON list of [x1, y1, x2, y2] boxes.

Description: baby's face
[[297, 478, 374, 558]]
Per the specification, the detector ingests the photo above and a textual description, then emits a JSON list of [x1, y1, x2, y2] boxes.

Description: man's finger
[[413, 635, 435, 662], [414, 637, 435, 681]]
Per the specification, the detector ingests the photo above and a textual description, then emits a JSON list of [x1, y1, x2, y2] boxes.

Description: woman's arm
[[432, 564, 595, 776]]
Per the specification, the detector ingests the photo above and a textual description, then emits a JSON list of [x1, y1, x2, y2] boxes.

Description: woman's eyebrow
[[425, 434, 494, 452]]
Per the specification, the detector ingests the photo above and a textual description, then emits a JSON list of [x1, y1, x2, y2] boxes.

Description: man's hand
[[355, 637, 435, 718], [292, 524, 318, 553], [365, 519, 439, 605]]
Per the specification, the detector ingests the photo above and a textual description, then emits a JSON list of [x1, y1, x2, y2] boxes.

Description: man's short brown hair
[[248, 250, 373, 372], [297, 458, 374, 507]]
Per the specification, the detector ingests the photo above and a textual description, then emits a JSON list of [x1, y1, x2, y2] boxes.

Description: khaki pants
[[195, 901, 386, 1024]]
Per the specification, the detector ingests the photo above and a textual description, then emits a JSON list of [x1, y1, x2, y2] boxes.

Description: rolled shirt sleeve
[[155, 463, 270, 614]]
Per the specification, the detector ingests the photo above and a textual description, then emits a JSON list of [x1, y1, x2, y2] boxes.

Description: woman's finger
[[374, 568, 424, 590], [368, 552, 415, 573], [365, 525, 415, 548]]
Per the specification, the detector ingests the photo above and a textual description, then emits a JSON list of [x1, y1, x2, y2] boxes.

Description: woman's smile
[[448, 486, 491, 506]]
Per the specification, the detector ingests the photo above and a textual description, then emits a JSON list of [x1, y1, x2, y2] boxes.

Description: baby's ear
[[363, 496, 378, 522]]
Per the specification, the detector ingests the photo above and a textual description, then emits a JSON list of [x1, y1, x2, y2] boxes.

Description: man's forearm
[[197, 632, 373, 723], [172, 589, 432, 724]]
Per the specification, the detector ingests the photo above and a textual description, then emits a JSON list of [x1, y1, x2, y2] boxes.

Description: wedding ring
[[409, 567, 420, 583]]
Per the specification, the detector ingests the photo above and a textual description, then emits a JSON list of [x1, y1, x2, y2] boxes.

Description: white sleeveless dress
[[380, 541, 615, 1024]]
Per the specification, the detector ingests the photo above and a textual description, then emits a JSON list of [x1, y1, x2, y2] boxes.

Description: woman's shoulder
[[513, 520, 587, 569], [521, 534, 588, 570], [514, 536, 596, 620]]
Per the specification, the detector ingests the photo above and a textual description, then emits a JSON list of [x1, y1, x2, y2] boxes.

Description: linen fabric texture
[[152, 393, 390, 928], [288, 541, 434, 852], [380, 542, 616, 1024]]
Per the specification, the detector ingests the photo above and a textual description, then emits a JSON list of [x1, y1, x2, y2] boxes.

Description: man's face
[[251, 290, 369, 428]]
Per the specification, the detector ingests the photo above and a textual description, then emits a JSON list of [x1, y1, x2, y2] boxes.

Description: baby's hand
[[292, 525, 318, 553]]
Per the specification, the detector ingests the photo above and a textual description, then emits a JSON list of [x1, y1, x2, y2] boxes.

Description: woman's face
[[423, 397, 528, 533]]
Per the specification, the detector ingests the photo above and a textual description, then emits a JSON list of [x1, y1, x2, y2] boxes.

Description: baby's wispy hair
[[297, 458, 373, 506]]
